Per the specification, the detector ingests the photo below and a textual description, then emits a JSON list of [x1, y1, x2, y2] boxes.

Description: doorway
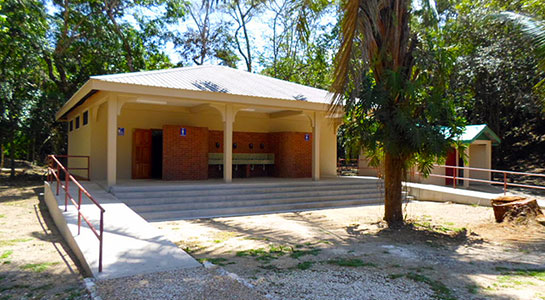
[[151, 129, 163, 179]]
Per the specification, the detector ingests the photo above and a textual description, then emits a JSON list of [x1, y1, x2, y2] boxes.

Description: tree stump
[[491, 196, 544, 223]]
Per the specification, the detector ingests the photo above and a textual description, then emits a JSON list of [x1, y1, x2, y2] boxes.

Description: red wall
[[162, 125, 209, 180], [270, 132, 312, 178], [163, 127, 312, 180]]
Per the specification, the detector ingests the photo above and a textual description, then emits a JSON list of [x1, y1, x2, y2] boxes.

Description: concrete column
[[223, 105, 234, 183], [486, 141, 492, 180], [312, 112, 321, 181], [106, 96, 117, 187], [463, 147, 470, 187]]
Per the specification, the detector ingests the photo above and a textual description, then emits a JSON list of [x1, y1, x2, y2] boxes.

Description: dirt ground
[[157, 201, 545, 300], [0, 178, 90, 300]]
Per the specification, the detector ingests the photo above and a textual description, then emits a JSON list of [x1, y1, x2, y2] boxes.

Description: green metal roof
[[458, 124, 501, 145]]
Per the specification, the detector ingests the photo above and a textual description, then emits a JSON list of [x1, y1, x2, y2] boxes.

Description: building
[[56, 65, 341, 187], [358, 124, 501, 186]]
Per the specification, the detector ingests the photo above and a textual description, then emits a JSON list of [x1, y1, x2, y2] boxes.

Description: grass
[[290, 248, 321, 259], [0, 250, 13, 260], [20, 262, 59, 273], [466, 284, 479, 294], [388, 273, 404, 280], [413, 221, 466, 234], [295, 261, 314, 270], [197, 257, 234, 266], [0, 214, 5, 218], [496, 267, 545, 281], [328, 258, 377, 268], [0, 238, 32, 247], [405, 272, 456, 300]]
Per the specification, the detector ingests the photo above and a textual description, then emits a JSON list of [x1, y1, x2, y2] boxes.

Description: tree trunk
[[0, 144, 4, 170], [383, 152, 404, 226], [10, 140, 15, 179]]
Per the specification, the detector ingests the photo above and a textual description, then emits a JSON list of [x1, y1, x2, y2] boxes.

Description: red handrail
[[417, 165, 545, 194], [47, 155, 104, 273]]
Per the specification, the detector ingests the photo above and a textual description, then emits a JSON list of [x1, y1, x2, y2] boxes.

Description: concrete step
[[130, 193, 383, 213], [138, 197, 384, 221], [111, 179, 380, 195], [113, 183, 379, 199], [121, 188, 380, 205]]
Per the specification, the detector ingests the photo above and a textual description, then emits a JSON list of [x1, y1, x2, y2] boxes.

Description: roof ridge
[[90, 65, 214, 80]]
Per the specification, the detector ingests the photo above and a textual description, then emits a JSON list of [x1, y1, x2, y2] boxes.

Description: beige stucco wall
[[468, 142, 491, 181], [67, 93, 337, 181], [67, 105, 91, 178]]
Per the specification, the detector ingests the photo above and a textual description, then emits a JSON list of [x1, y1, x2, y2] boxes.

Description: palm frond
[[491, 12, 545, 68]]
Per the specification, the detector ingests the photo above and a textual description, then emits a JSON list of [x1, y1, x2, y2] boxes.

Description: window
[[83, 111, 88, 125], [75, 116, 80, 129], [69, 120, 73, 132]]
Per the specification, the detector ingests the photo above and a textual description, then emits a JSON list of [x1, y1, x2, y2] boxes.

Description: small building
[[56, 65, 341, 187], [359, 124, 501, 187]]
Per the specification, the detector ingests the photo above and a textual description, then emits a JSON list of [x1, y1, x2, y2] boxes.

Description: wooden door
[[132, 129, 152, 179]]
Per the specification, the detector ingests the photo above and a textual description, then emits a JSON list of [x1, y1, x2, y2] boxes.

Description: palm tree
[[330, 0, 460, 227], [492, 12, 545, 71]]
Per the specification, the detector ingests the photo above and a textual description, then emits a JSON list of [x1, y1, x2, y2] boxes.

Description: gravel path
[[96, 267, 265, 300], [251, 266, 434, 300]]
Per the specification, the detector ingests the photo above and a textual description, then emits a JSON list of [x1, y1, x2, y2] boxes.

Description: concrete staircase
[[111, 179, 385, 221]]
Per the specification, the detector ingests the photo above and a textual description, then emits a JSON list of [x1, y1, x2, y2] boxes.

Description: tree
[[331, 0, 464, 226], [173, 0, 239, 67], [225, 0, 265, 72], [0, 0, 48, 177]]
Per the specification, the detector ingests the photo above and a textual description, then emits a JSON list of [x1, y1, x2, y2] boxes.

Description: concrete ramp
[[44, 181, 200, 280]]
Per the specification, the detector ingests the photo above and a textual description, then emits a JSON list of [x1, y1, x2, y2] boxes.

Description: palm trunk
[[383, 152, 404, 226]]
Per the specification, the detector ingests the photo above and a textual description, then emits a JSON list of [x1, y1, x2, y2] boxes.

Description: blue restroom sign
[[304, 134, 310, 141], [180, 128, 187, 136], [118, 127, 125, 136]]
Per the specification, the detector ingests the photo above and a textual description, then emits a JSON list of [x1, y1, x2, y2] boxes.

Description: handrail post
[[453, 166, 457, 188], [56, 164, 60, 196], [99, 210, 104, 273], [65, 170, 69, 212], [503, 172, 507, 195], [78, 189, 82, 235]]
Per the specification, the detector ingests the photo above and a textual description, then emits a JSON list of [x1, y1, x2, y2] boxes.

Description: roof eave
[[55, 80, 96, 121]]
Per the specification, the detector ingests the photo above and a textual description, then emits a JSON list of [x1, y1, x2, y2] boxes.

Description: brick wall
[[209, 130, 272, 153], [270, 132, 312, 178], [162, 125, 209, 180]]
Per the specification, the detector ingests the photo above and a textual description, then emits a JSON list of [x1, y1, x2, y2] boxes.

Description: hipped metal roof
[[56, 65, 333, 120]]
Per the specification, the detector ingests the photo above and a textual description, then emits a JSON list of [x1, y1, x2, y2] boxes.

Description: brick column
[[312, 112, 321, 181], [223, 105, 234, 183]]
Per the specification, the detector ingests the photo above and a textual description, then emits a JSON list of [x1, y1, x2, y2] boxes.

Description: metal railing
[[416, 165, 545, 194], [47, 155, 105, 272]]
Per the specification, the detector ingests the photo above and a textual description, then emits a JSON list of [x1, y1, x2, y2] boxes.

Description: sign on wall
[[180, 128, 187, 136], [118, 128, 125, 136], [304, 133, 310, 141]]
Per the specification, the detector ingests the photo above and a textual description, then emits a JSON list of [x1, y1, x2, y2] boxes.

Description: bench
[[208, 153, 275, 165]]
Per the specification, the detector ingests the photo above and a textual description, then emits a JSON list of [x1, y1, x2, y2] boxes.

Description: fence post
[[65, 171, 69, 212], [56, 164, 60, 196], [453, 166, 457, 188], [77, 189, 82, 235], [99, 211, 104, 273], [503, 172, 507, 195]]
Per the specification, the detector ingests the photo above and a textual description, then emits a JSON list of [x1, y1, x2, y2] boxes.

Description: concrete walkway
[[44, 181, 200, 280], [405, 181, 545, 208]]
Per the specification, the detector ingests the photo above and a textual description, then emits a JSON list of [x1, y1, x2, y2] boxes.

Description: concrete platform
[[44, 181, 200, 280], [405, 181, 545, 208]]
